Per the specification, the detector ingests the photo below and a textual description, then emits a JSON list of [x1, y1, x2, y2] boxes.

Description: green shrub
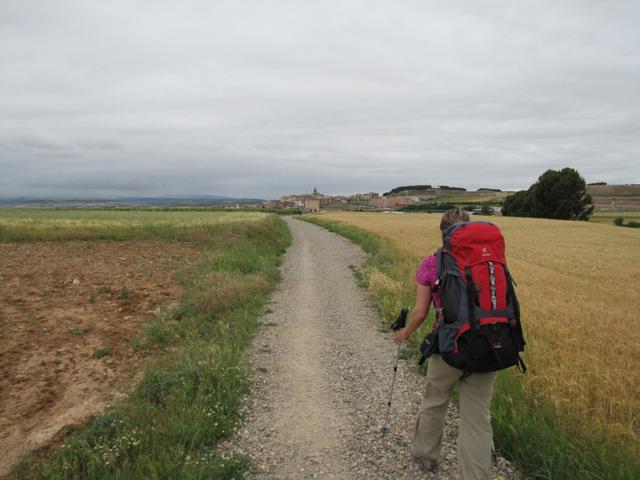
[[479, 204, 494, 215], [119, 286, 132, 301], [93, 345, 111, 358], [143, 320, 174, 348]]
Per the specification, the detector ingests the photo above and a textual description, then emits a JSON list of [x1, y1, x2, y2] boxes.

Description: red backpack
[[425, 221, 527, 377]]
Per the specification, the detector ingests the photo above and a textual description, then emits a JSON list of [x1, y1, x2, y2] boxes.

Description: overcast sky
[[1, 1, 639, 199]]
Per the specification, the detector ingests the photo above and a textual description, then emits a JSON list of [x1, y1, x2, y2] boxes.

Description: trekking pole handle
[[390, 307, 409, 331]]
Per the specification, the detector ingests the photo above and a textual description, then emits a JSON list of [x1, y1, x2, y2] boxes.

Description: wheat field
[[317, 212, 640, 445]]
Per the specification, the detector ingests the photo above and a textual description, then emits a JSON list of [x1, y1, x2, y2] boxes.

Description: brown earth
[[0, 240, 202, 475]]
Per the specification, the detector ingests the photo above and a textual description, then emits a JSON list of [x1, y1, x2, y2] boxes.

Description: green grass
[[118, 286, 132, 301], [302, 216, 639, 480], [0, 209, 267, 241], [589, 210, 640, 224], [12, 214, 291, 480]]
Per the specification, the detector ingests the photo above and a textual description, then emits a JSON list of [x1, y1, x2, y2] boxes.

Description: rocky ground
[[220, 218, 517, 479]]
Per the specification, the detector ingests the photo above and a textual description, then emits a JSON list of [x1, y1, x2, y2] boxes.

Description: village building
[[368, 196, 416, 209], [304, 197, 320, 212], [350, 192, 380, 202], [273, 187, 411, 211]]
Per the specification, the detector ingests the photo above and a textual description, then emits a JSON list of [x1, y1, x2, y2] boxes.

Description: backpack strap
[[516, 355, 527, 374], [504, 265, 527, 351], [504, 264, 517, 286], [505, 267, 520, 322], [464, 267, 480, 332], [433, 248, 444, 293]]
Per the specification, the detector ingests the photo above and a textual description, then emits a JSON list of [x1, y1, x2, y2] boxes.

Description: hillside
[[587, 184, 640, 210], [383, 186, 513, 204]]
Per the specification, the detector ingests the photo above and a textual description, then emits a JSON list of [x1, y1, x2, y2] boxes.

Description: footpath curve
[[223, 217, 515, 479]]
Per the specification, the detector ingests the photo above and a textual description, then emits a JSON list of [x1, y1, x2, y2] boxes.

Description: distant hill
[[383, 185, 512, 203], [587, 184, 640, 210], [587, 184, 640, 197], [383, 185, 433, 196]]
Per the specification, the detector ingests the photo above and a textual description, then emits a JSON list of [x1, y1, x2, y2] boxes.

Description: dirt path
[[223, 218, 515, 479]]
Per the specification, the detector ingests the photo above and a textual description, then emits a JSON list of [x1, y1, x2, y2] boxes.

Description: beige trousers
[[411, 354, 497, 480]]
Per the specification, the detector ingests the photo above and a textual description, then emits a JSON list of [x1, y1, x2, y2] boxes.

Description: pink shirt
[[415, 255, 442, 308]]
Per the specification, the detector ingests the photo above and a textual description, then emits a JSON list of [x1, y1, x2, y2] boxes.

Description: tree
[[479, 204, 494, 215], [502, 168, 594, 220], [502, 190, 534, 217]]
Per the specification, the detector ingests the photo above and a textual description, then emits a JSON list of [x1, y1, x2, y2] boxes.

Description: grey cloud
[[1, 0, 639, 199]]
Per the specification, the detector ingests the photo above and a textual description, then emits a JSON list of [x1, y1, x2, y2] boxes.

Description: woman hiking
[[393, 208, 498, 480]]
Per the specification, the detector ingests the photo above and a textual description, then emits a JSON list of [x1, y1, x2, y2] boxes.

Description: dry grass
[[317, 211, 640, 444], [588, 184, 640, 197]]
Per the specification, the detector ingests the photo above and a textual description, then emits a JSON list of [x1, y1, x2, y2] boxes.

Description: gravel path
[[222, 217, 516, 479]]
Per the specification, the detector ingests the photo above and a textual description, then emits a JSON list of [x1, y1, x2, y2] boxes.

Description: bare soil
[[0, 240, 201, 475]]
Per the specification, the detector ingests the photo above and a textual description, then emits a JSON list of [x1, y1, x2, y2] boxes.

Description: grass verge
[[302, 215, 639, 480], [12, 215, 291, 479]]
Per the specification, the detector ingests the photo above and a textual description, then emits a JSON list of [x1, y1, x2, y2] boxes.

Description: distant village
[[263, 186, 462, 212]]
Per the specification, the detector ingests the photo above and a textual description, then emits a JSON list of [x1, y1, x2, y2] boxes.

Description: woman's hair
[[440, 208, 470, 232]]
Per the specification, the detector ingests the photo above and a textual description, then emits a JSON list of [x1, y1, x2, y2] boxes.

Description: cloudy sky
[[1, 1, 639, 199]]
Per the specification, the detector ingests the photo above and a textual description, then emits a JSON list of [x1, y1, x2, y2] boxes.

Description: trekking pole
[[381, 307, 408, 437]]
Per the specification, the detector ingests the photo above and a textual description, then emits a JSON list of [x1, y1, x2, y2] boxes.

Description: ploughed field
[[0, 240, 201, 472], [312, 211, 640, 476], [0, 209, 273, 477]]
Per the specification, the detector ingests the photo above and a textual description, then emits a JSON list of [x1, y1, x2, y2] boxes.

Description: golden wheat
[[319, 212, 640, 441]]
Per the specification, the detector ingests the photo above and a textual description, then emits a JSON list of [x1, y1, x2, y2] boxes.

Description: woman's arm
[[393, 283, 432, 344]]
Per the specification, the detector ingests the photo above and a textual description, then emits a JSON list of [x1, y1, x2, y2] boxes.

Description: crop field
[[0, 209, 266, 241], [0, 209, 289, 479], [307, 212, 640, 479], [432, 192, 511, 204]]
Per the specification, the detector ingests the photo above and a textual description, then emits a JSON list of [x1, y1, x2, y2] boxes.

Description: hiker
[[393, 208, 498, 480]]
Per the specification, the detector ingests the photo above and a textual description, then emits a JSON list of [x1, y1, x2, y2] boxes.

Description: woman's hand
[[393, 284, 432, 345], [393, 327, 410, 344]]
